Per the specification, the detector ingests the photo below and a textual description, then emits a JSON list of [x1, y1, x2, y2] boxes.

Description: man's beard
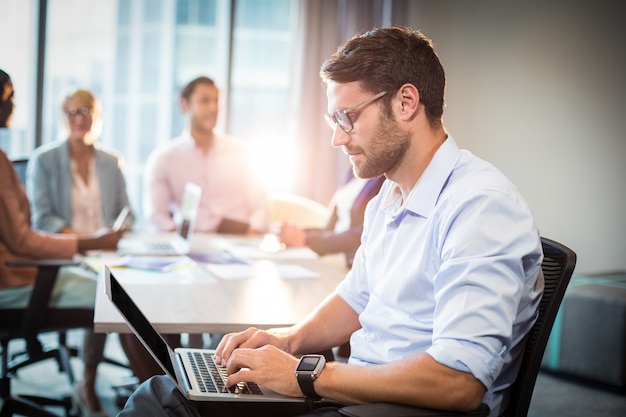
[[350, 113, 410, 179]]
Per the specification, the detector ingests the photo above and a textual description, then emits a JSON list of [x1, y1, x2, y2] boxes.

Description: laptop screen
[[105, 266, 177, 378], [178, 182, 202, 240]]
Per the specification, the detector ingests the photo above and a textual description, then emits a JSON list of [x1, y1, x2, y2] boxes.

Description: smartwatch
[[295, 354, 326, 399]]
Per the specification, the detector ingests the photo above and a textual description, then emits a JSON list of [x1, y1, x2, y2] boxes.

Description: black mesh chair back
[[499, 237, 576, 417]]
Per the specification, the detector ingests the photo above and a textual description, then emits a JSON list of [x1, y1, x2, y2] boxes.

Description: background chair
[[268, 192, 330, 229], [338, 236, 577, 417], [0, 260, 92, 417], [10, 158, 28, 186]]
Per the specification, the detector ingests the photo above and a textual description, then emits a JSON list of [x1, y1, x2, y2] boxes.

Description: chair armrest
[[5, 259, 78, 268], [338, 403, 490, 417]]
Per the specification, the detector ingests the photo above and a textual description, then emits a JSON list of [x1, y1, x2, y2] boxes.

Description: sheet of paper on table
[[204, 262, 319, 280]]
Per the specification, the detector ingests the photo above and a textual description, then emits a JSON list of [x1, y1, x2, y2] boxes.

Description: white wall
[[406, 1, 626, 274]]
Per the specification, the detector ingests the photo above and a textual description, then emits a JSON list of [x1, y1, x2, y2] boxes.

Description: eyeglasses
[[65, 107, 92, 117], [324, 91, 386, 133]]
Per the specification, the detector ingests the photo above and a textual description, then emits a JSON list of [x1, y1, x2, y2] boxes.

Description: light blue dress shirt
[[335, 136, 543, 416]]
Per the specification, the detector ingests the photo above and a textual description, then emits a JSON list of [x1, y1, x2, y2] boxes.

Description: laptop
[[103, 265, 303, 403], [117, 182, 202, 256]]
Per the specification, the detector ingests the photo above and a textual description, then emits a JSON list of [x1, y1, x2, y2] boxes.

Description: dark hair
[[0, 68, 10, 105], [0, 69, 13, 128], [320, 27, 446, 128], [180, 76, 216, 101]]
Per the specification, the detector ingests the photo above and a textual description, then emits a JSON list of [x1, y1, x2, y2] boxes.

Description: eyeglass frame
[[65, 107, 92, 117], [324, 90, 387, 133]]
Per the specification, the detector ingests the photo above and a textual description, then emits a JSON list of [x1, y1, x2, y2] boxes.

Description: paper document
[[83, 255, 196, 272], [205, 262, 319, 280], [187, 250, 250, 265], [111, 256, 196, 271]]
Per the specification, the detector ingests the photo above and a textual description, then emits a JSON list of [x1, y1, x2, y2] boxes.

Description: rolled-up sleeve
[[425, 189, 542, 388]]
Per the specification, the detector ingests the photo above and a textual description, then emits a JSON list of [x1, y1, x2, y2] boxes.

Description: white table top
[[92, 233, 347, 334]]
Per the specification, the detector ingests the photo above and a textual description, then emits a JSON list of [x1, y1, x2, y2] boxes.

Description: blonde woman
[[26, 89, 159, 416], [27, 89, 132, 234]]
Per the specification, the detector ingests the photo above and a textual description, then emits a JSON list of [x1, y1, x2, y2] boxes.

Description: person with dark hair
[[119, 27, 543, 417], [0, 69, 126, 417], [143, 76, 269, 235]]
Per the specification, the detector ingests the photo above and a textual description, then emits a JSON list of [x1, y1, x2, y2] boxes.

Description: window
[[1, 0, 297, 228], [0, 0, 38, 159], [230, 0, 294, 139]]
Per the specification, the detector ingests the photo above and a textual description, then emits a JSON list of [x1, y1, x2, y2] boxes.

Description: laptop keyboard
[[147, 241, 175, 252], [187, 351, 263, 395]]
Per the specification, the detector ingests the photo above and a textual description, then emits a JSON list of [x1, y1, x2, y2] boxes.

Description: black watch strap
[[297, 373, 320, 399]]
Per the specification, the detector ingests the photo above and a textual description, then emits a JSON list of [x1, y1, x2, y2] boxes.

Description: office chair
[[338, 237, 577, 417], [10, 155, 131, 365], [268, 192, 330, 229], [9, 157, 84, 365], [10, 158, 28, 186], [0, 260, 92, 417]]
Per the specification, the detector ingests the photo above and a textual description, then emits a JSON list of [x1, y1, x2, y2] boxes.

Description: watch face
[[299, 356, 320, 371]]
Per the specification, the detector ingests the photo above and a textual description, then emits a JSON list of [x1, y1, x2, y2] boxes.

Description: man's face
[[182, 83, 219, 133], [326, 81, 409, 179]]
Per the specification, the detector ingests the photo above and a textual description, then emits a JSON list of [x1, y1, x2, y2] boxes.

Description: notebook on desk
[[104, 265, 303, 403], [117, 182, 202, 256]]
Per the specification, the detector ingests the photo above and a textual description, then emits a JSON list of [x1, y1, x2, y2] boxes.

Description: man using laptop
[[119, 27, 543, 417], [143, 76, 270, 235]]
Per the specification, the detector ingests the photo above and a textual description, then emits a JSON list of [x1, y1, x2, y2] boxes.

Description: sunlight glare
[[249, 135, 295, 192]]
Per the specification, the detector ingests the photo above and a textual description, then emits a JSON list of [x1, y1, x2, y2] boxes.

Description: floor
[[1, 331, 625, 417], [1, 332, 133, 417]]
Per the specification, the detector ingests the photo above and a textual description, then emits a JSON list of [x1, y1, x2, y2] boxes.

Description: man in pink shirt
[[143, 76, 269, 234]]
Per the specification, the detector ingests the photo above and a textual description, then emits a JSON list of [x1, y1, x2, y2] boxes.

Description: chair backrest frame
[[11, 157, 29, 186], [501, 237, 577, 417]]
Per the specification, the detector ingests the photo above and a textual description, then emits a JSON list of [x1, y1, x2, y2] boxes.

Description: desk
[[93, 233, 347, 334]]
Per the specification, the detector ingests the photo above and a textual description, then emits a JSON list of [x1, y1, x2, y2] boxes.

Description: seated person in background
[[27, 88, 133, 233], [119, 27, 544, 417], [24, 86, 161, 414], [278, 171, 384, 267], [0, 69, 125, 417], [143, 76, 269, 235]]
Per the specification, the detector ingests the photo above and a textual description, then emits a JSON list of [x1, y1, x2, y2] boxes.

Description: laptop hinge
[[174, 351, 193, 394]]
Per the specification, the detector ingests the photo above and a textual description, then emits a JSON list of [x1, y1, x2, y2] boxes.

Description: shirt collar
[[181, 129, 223, 152], [382, 135, 460, 219], [181, 129, 196, 144]]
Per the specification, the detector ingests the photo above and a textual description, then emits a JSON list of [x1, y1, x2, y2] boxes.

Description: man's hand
[[214, 327, 290, 366], [278, 222, 307, 247], [77, 228, 123, 252], [224, 344, 303, 397], [93, 228, 124, 250]]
